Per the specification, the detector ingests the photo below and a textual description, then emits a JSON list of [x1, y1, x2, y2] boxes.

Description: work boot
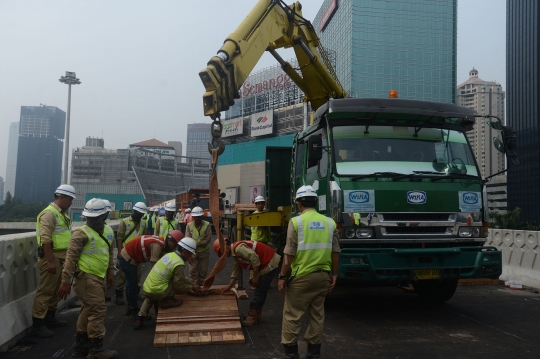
[[72, 332, 89, 357], [134, 315, 144, 330], [159, 296, 183, 309], [32, 317, 54, 338], [283, 343, 299, 359], [241, 309, 260, 327], [242, 308, 262, 321], [303, 343, 321, 359], [87, 337, 118, 359], [45, 310, 67, 328], [114, 290, 125, 305]]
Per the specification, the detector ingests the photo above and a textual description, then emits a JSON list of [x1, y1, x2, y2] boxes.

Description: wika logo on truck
[[462, 192, 479, 204], [257, 116, 268, 123], [407, 191, 426, 204], [349, 191, 370, 203]]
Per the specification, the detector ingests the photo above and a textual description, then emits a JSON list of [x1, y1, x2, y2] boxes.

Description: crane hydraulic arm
[[199, 0, 347, 121]]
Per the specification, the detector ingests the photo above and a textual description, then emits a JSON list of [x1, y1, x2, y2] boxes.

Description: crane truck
[[199, 0, 512, 303]]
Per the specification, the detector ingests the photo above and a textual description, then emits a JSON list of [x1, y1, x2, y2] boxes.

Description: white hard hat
[[185, 208, 191, 213], [165, 202, 176, 212], [82, 198, 107, 217], [178, 237, 197, 254], [133, 202, 147, 214], [191, 206, 204, 217], [295, 185, 317, 200], [55, 184, 76, 199], [254, 195, 265, 203], [103, 199, 112, 212], [154, 208, 159, 212]]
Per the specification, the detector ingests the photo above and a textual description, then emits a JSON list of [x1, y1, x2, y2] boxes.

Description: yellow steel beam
[[242, 211, 287, 227]]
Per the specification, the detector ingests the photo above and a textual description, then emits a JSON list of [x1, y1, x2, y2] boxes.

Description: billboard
[[319, 0, 338, 31], [222, 117, 244, 138], [250, 109, 274, 137], [250, 185, 264, 204]]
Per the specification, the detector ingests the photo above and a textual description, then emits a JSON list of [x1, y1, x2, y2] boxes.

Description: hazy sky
[[0, 0, 506, 180]]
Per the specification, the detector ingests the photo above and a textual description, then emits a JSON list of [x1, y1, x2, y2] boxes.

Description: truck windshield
[[332, 125, 479, 177]]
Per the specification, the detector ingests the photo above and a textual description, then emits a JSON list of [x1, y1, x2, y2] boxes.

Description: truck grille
[[381, 213, 451, 222], [385, 226, 448, 234]]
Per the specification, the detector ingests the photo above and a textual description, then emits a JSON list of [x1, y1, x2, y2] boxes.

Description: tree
[[4, 191, 12, 206]]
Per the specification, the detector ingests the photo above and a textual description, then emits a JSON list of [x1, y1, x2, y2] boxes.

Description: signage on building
[[250, 185, 264, 204], [240, 74, 292, 98], [319, 0, 338, 31], [251, 109, 274, 137], [222, 117, 244, 138]]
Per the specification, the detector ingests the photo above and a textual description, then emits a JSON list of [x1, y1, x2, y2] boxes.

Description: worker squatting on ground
[[31, 184, 76, 338], [278, 185, 341, 359], [114, 202, 147, 306], [154, 202, 181, 237], [134, 237, 202, 329], [251, 195, 271, 243], [58, 198, 118, 359], [119, 231, 184, 318], [216, 239, 281, 327], [185, 206, 212, 286]]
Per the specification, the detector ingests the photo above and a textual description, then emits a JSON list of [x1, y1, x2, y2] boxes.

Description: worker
[[185, 206, 212, 286], [146, 208, 156, 235], [155, 202, 181, 237], [58, 198, 117, 358], [184, 208, 193, 225], [31, 184, 76, 338], [278, 185, 341, 359], [119, 230, 183, 318], [134, 237, 202, 329], [115, 202, 147, 306], [217, 239, 280, 326], [102, 199, 113, 302], [251, 195, 271, 243]]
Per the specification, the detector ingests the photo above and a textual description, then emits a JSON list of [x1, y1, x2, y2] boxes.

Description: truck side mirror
[[307, 135, 323, 163]]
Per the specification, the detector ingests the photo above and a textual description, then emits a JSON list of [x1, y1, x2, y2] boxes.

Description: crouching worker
[[134, 237, 202, 329], [119, 230, 184, 318], [218, 239, 281, 326]]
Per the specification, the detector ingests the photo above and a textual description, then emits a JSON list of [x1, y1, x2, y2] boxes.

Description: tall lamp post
[[59, 71, 81, 184]]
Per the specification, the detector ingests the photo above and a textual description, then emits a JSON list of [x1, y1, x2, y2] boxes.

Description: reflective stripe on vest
[[77, 225, 114, 279], [291, 210, 334, 277], [123, 217, 145, 246], [188, 221, 210, 252], [141, 235, 164, 262], [158, 218, 178, 237], [232, 240, 276, 270], [36, 205, 72, 250], [143, 252, 184, 294]]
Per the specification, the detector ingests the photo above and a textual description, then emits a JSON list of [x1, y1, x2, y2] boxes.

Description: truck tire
[[411, 279, 458, 303]]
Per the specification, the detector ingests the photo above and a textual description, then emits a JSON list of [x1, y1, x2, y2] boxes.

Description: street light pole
[[59, 71, 81, 184]]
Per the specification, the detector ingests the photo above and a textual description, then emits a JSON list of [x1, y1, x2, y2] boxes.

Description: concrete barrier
[[486, 228, 540, 289], [0, 220, 119, 351]]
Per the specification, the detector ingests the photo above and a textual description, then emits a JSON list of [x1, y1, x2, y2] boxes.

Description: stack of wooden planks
[[153, 286, 245, 347]]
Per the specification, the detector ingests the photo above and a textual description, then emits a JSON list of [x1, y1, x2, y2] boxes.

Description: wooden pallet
[[153, 286, 245, 347]]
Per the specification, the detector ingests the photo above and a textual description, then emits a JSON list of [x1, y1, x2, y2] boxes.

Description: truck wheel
[[411, 279, 458, 303]]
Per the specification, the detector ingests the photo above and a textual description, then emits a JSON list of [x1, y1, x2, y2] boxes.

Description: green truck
[[230, 97, 504, 303]]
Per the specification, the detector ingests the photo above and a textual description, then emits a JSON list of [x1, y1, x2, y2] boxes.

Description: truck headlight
[[356, 228, 373, 238], [459, 227, 482, 237], [345, 229, 356, 239]]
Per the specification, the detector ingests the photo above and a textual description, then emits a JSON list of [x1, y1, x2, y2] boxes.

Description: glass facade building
[[506, 0, 540, 221], [314, 0, 457, 103], [186, 123, 213, 163]]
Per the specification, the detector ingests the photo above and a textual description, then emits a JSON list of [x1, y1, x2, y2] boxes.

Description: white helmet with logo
[[185, 208, 191, 213], [191, 206, 204, 217], [103, 199, 112, 212], [82, 198, 107, 217], [178, 237, 197, 254], [295, 185, 317, 200], [55, 184, 76, 199], [254, 195, 265, 203], [133, 202, 147, 214], [165, 202, 176, 212]]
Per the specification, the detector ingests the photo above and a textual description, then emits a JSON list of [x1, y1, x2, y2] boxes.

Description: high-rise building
[[0, 176, 4, 205], [85, 137, 104, 148], [168, 141, 183, 158], [456, 68, 505, 178], [4, 122, 19, 199], [14, 106, 65, 203], [314, 0, 457, 103], [506, 0, 540, 221], [186, 124, 212, 163]]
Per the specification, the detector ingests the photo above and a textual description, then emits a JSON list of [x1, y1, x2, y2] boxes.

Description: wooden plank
[[166, 333, 178, 346], [188, 332, 201, 345], [231, 330, 245, 344], [211, 332, 223, 343], [156, 321, 241, 334], [161, 300, 237, 311], [157, 311, 238, 321], [157, 316, 239, 324], [200, 331, 212, 345], [179, 294, 236, 302], [221, 331, 234, 344], [154, 334, 166, 347], [177, 333, 190, 346]]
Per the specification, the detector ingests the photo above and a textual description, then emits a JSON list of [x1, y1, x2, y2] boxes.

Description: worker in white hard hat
[[184, 208, 193, 225], [134, 237, 202, 329], [58, 198, 118, 358], [185, 206, 212, 286], [115, 201, 147, 307], [102, 200, 112, 219], [278, 185, 341, 359], [251, 195, 271, 243], [154, 202, 181, 238], [31, 184, 76, 338]]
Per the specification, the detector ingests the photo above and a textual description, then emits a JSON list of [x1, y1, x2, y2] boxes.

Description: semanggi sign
[[240, 74, 292, 98], [319, 0, 338, 31], [221, 118, 244, 138]]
